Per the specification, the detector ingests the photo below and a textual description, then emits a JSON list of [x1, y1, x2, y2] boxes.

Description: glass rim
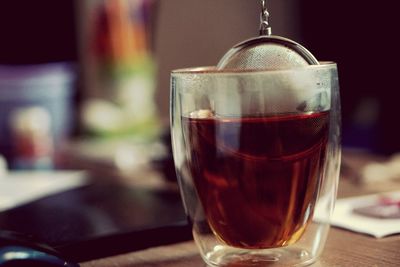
[[171, 61, 337, 75]]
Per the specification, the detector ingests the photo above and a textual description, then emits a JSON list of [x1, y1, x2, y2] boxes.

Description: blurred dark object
[[300, 1, 399, 154], [0, 231, 79, 267], [0, 1, 77, 64], [0, 183, 189, 262]]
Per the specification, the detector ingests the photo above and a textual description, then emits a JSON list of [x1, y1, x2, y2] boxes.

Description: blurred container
[[10, 106, 54, 170], [77, 0, 160, 140], [0, 62, 75, 169]]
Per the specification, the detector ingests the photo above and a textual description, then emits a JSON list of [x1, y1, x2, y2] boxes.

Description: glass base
[[203, 246, 317, 267]]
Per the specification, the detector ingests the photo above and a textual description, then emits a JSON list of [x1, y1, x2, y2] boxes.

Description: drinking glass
[[170, 63, 341, 266]]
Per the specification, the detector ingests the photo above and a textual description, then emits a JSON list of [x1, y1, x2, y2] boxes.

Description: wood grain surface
[[81, 228, 400, 267]]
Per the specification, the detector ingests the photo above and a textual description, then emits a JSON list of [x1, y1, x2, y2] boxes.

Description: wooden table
[[81, 151, 400, 266], [81, 227, 400, 266]]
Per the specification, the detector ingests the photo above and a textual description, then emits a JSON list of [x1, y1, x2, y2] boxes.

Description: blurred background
[[0, 0, 398, 165], [0, 0, 399, 261]]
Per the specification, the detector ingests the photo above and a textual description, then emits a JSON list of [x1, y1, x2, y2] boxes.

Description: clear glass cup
[[170, 63, 341, 267]]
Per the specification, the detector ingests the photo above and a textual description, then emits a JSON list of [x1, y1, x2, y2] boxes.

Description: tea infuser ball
[[217, 0, 319, 70]]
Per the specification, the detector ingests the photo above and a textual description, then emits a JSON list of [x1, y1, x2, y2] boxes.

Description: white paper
[[331, 191, 400, 238], [0, 171, 88, 212]]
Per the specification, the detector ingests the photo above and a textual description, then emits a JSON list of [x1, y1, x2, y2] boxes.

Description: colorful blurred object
[[0, 63, 76, 169], [79, 0, 159, 140], [9, 107, 54, 170]]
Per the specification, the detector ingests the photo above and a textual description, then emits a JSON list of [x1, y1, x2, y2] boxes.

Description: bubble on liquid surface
[[190, 109, 214, 119]]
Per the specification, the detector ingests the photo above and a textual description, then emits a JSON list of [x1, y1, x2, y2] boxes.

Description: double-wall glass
[[171, 63, 341, 266]]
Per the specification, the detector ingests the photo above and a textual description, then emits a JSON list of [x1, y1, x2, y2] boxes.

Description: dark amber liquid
[[182, 111, 329, 249]]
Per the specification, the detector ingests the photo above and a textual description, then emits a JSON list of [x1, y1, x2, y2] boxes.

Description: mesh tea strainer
[[217, 0, 319, 70]]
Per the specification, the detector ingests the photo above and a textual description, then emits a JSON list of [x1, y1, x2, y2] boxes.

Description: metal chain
[[260, 0, 271, 36]]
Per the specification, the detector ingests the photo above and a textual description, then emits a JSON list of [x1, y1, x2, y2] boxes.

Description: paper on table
[[331, 191, 400, 238], [0, 171, 88, 212]]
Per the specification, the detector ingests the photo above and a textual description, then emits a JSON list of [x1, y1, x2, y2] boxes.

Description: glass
[[170, 63, 341, 266]]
